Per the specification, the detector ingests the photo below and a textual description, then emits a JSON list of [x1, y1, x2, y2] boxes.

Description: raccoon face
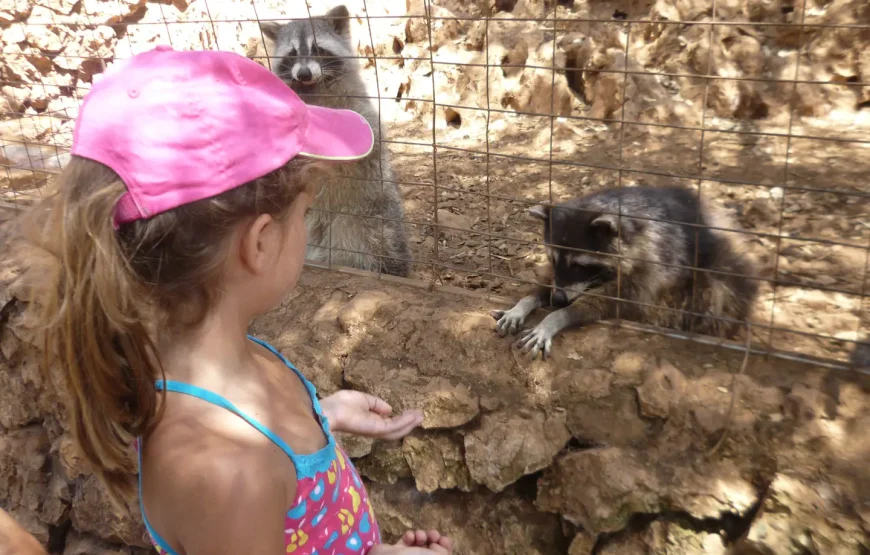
[[260, 5, 354, 92], [529, 203, 626, 304]]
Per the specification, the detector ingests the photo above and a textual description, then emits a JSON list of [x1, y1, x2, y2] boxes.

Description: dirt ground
[[380, 110, 870, 367]]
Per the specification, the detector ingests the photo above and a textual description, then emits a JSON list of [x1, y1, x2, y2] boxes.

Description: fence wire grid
[[1, 0, 868, 372]]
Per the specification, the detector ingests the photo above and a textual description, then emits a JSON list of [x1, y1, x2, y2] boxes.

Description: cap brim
[[298, 105, 375, 161]]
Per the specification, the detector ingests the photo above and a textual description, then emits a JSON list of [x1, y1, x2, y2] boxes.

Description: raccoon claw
[[491, 309, 525, 337], [516, 327, 553, 360]]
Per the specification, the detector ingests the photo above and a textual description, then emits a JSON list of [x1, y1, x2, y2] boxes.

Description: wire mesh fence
[[1, 0, 868, 371]]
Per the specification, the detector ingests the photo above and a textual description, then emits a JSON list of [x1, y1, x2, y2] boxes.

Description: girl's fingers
[[365, 393, 394, 416], [415, 529, 428, 546], [401, 530, 416, 546], [376, 411, 423, 440], [396, 529, 452, 553]]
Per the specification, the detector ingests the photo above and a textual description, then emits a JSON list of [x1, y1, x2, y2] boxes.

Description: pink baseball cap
[[70, 45, 374, 228]]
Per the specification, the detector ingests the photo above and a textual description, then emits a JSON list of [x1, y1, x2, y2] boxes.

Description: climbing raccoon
[[260, 5, 411, 277], [492, 185, 759, 359]]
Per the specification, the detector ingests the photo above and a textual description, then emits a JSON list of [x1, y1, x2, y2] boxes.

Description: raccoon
[[850, 338, 870, 371], [259, 5, 411, 277], [492, 185, 759, 359]]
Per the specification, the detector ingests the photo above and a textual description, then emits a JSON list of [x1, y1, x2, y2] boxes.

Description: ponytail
[[14, 159, 162, 510], [11, 155, 310, 510]]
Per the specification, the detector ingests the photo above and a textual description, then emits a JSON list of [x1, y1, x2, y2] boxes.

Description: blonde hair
[[11, 156, 313, 509]]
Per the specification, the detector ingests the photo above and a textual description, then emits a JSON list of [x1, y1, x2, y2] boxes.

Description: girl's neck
[[157, 295, 260, 387]]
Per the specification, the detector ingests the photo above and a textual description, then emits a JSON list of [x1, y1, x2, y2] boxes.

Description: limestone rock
[[335, 432, 374, 459], [367, 481, 568, 554], [54, 26, 116, 76], [0, 426, 49, 515], [611, 351, 648, 383], [0, 0, 31, 22], [784, 382, 830, 421], [0, 348, 44, 429], [346, 360, 479, 430], [596, 520, 727, 555], [636, 359, 687, 419], [71, 475, 149, 548], [80, 0, 146, 24], [745, 473, 868, 555], [40, 472, 72, 526], [337, 290, 393, 333], [63, 530, 150, 555], [402, 432, 472, 493], [536, 448, 661, 534], [568, 532, 596, 555], [26, 26, 71, 54], [538, 447, 758, 535], [557, 374, 649, 446], [465, 408, 570, 492], [669, 460, 757, 521], [356, 440, 412, 485], [420, 378, 479, 429]]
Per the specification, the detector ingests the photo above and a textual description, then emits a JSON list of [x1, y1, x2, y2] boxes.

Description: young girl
[[13, 46, 453, 555]]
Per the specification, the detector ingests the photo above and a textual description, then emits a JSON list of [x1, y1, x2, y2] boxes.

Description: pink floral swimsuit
[[136, 336, 382, 555]]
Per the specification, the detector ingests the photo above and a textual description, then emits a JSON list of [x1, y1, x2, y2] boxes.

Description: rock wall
[[1, 248, 869, 553]]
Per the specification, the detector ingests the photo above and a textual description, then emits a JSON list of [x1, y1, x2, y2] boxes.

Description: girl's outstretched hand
[[320, 390, 423, 440], [369, 529, 454, 554]]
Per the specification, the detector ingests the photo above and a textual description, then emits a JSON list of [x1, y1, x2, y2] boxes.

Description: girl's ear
[[239, 213, 276, 275]]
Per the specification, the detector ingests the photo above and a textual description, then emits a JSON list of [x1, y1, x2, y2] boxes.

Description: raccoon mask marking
[[529, 202, 623, 306], [260, 5, 354, 93]]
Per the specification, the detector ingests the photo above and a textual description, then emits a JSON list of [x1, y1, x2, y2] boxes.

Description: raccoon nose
[[552, 289, 568, 307], [297, 67, 313, 82]]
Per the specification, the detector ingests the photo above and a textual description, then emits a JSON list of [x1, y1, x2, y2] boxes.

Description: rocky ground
[[1, 258, 869, 554]]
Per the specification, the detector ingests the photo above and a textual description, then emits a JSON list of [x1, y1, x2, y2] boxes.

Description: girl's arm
[[0, 508, 47, 555]]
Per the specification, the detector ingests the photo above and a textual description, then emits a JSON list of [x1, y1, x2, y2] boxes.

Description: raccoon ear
[[590, 213, 639, 239], [527, 205, 549, 221], [259, 20, 281, 42], [325, 5, 351, 35], [590, 213, 622, 236]]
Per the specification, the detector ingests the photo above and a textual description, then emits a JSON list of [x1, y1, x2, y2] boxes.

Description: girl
[[12, 46, 453, 555]]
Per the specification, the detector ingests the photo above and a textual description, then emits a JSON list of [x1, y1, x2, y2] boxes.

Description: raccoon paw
[[491, 309, 526, 337], [516, 326, 553, 360]]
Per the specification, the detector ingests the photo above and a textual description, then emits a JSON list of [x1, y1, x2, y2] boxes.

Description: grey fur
[[851, 338, 870, 371], [493, 185, 760, 359], [261, 5, 411, 276]]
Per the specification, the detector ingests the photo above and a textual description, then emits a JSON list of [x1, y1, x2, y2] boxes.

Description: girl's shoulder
[[140, 401, 298, 553]]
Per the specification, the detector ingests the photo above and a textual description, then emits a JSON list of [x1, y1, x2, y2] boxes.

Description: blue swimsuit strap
[[137, 336, 333, 555]]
